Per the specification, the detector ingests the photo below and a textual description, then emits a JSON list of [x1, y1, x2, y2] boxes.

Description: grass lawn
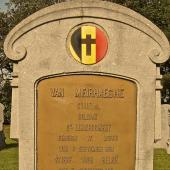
[[0, 125, 18, 170], [0, 125, 170, 170], [154, 149, 170, 170]]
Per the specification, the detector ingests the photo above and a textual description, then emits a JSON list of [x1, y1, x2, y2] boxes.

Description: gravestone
[[4, 0, 170, 170], [155, 104, 170, 154], [0, 103, 6, 149]]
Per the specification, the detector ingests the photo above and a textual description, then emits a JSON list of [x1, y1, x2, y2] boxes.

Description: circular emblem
[[68, 25, 108, 65]]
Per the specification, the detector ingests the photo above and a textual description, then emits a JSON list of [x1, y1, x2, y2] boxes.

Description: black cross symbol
[[81, 34, 96, 56]]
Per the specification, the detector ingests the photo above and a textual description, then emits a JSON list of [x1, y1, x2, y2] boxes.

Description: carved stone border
[[34, 72, 140, 170], [4, 0, 170, 64]]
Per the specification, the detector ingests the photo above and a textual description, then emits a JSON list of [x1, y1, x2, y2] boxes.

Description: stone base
[[0, 131, 6, 150]]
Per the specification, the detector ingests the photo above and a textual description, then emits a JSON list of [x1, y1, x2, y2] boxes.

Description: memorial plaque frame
[[35, 72, 139, 170]]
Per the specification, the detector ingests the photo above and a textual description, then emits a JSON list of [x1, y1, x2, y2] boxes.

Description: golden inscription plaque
[[37, 75, 137, 170]]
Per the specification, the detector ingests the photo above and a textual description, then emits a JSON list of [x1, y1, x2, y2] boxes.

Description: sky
[[0, 0, 8, 11]]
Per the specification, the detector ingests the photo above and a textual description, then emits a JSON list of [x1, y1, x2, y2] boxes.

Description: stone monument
[[3, 0, 170, 170], [155, 104, 170, 154], [0, 103, 6, 149]]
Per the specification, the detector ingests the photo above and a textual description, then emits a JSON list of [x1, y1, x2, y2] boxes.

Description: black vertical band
[[71, 28, 81, 60]]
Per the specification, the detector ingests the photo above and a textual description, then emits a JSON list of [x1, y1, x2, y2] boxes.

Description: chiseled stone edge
[[4, 0, 170, 63]]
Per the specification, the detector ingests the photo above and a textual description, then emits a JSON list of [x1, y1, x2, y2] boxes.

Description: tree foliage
[[0, 80, 11, 124], [161, 60, 170, 103], [105, 0, 169, 30], [0, 0, 170, 122]]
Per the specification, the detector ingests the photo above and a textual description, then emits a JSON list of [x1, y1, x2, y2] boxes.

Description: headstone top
[[4, 0, 170, 63]]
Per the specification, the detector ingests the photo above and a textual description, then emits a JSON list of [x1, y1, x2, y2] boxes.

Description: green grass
[[0, 125, 18, 170], [154, 149, 170, 170], [0, 125, 170, 170]]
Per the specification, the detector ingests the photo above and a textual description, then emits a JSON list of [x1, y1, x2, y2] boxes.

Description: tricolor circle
[[68, 25, 108, 65]]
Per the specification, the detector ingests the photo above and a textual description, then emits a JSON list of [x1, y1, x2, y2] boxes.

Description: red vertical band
[[96, 28, 108, 62]]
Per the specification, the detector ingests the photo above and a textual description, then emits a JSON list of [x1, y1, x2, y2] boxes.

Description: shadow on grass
[[2, 143, 18, 150]]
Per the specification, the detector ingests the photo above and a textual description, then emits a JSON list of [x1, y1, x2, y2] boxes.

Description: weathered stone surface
[[155, 104, 170, 154], [3, 0, 170, 170], [0, 103, 4, 131]]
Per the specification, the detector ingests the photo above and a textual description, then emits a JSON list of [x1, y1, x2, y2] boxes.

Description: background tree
[[0, 0, 170, 122], [0, 80, 11, 124]]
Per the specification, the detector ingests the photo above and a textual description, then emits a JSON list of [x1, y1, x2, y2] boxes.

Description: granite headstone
[[4, 1, 170, 170]]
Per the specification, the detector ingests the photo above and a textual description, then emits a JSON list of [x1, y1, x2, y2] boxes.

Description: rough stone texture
[[0, 103, 4, 131], [3, 0, 170, 170], [0, 103, 6, 150]]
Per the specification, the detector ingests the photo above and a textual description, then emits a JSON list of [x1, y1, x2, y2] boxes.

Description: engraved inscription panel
[[37, 75, 137, 170]]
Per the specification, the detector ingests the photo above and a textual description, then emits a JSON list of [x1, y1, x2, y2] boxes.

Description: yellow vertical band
[[81, 26, 96, 64]]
